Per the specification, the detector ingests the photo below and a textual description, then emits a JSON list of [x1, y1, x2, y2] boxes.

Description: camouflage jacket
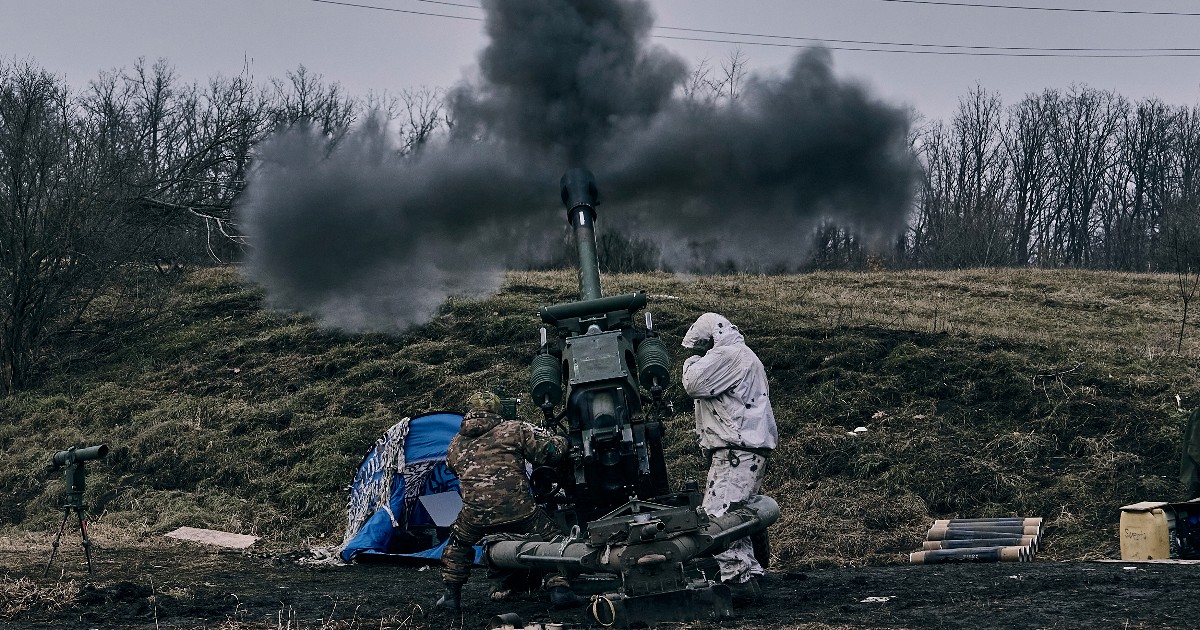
[[447, 410, 567, 526]]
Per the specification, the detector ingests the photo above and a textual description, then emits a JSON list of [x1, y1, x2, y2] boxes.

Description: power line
[[411, 0, 478, 8], [874, 0, 1200, 17], [656, 34, 1200, 58], [410, 0, 1200, 19], [655, 25, 1200, 53], [308, 0, 1200, 57], [309, 0, 480, 21]]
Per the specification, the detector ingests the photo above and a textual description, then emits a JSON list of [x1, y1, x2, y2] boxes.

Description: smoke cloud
[[239, 0, 917, 331]]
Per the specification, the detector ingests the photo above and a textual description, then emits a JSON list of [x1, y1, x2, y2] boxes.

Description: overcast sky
[[3, 0, 1199, 121]]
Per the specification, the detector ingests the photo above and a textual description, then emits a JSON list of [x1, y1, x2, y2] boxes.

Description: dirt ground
[[1, 543, 1196, 630]]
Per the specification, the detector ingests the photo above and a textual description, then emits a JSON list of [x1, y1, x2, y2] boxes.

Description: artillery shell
[[926, 527, 1041, 541], [927, 524, 1040, 538], [909, 546, 1028, 564], [934, 521, 1042, 534], [922, 536, 1037, 551], [933, 518, 1042, 527], [933, 521, 1041, 532]]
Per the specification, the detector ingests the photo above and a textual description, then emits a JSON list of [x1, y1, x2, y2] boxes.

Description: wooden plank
[[165, 526, 259, 549]]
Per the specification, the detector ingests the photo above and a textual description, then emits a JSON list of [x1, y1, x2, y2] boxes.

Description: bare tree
[[1002, 94, 1052, 266], [81, 59, 273, 265], [1044, 86, 1126, 267], [1100, 99, 1175, 270], [0, 58, 274, 391], [908, 118, 950, 266], [0, 61, 136, 391], [269, 65, 358, 141], [948, 86, 1009, 265], [717, 49, 748, 102], [1164, 106, 1200, 350], [1166, 209, 1200, 351], [908, 87, 1010, 267], [682, 58, 718, 105], [681, 49, 748, 105]]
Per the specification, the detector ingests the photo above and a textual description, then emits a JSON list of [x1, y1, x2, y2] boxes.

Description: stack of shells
[[909, 517, 1043, 564]]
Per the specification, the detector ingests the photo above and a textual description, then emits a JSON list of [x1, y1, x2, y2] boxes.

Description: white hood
[[681, 313, 777, 451], [682, 312, 744, 349]]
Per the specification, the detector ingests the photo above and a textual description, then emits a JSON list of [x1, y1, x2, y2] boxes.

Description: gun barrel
[[560, 168, 602, 301]]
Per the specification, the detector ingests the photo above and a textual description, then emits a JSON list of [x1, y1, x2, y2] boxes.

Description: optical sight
[[51, 444, 108, 468]]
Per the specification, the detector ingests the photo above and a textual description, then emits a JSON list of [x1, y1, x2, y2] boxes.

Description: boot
[[726, 577, 761, 607], [436, 583, 463, 611], [549, 585, 585, 609]]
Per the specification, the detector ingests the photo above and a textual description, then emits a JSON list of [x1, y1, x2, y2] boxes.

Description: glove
[[688, 338, 713, 358]]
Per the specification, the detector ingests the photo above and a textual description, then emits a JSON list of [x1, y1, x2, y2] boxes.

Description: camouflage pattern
[[1183, 407, 1200, 499], [446, 410, 567, 525], [441, 409, 568, 586], [703, 448, 769, 584], [441, 508, 567, 587], [468, 391, 502, 414]]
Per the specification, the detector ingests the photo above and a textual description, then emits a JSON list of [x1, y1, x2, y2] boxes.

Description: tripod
[[44, 463, 96, 576]]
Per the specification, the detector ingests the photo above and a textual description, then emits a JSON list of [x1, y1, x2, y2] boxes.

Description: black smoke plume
[[239, 0, 917, 331]]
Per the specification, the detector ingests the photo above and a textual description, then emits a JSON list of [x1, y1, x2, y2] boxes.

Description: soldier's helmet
[[467, 391, 501, 414]]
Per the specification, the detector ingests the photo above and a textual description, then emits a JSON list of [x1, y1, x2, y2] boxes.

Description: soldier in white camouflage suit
[[682, 313, 778, 605], [436, 391, 583, 611]]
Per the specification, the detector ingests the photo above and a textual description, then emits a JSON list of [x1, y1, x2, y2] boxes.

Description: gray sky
[[3, 0, 1199, 121]]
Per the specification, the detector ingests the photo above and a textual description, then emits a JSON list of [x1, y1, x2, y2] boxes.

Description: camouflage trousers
[[441, 508, 567, 588], [703, 448, 769, 584]]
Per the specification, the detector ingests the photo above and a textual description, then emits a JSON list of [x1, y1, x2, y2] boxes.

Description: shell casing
[[922, 536, 1037, 551], [933, 518, 1042, 528], [926, 527, 1041, 541], [927, 524, 1040, 538], [909, 545, 1028, 564]]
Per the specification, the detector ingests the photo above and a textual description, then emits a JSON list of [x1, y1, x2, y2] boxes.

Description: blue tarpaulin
[[340, 411, 477, 563]]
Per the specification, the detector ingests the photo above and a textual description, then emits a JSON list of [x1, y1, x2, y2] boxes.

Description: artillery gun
[[484, 169, 779, 627]]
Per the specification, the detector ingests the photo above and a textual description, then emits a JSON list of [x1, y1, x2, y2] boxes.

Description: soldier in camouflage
[[681, 313, 777, 606], [436, 391, 584, 611]]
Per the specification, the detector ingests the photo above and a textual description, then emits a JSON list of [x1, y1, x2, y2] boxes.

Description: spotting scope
[[51, 444, 109, 468]]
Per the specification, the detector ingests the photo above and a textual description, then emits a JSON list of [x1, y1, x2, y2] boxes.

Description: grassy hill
[[1, 266, 1197, 567]]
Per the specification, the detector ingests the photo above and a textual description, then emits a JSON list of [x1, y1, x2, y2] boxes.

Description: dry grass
[[0, 574, 78, 619], [2, 265, 1198, 568]]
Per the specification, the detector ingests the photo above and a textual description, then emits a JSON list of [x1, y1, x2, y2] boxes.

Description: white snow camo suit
[[682, 312, 778, 584]]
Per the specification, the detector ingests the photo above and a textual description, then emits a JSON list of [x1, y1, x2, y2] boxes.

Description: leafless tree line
[[905, 85, 1200, 272], [0, 58, 447, 392]]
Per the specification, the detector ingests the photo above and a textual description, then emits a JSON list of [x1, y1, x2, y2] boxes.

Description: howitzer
[[527, 168, 673, 524], [493, 169, 777, 626]]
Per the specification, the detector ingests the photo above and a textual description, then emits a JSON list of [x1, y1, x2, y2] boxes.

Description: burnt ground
[[1, 545, 1196, 630]]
